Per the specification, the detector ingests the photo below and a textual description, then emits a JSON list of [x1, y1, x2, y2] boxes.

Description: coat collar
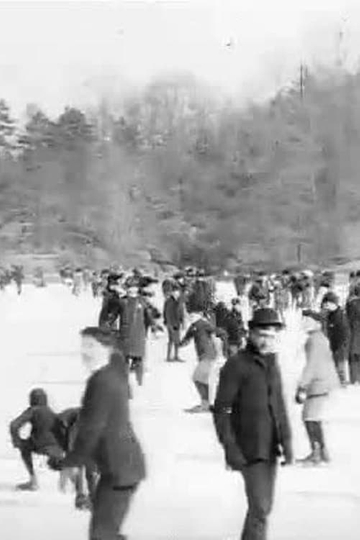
[[245, 342, 274, 369]]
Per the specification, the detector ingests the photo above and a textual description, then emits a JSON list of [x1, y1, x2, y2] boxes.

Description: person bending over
[[9, 388, 64, 491]]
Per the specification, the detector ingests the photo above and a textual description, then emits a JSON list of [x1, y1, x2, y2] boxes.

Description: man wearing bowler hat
[[213, 308, 293, 540]]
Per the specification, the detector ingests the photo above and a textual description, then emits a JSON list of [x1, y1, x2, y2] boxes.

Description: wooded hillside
[[1, 65, 360, 271]]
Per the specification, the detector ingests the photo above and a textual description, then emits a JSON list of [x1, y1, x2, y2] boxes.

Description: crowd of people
[[7, 263, 360, 540]]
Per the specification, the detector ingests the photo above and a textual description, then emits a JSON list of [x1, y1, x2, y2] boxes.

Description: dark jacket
[[213, 343, 292, 467], [180, 318, 226, 361], [55, 407, 81, 452], [346, 296, 360, 355], [214, 302, 229, 331], [326, 307, 349, 354], [119, 295, 155, 357], [163, 296, 184, 329], [224, 309, 246, 347], [10, 405, 60, 451], [62, 356, 146, 486], [98, 289, 123, 330]]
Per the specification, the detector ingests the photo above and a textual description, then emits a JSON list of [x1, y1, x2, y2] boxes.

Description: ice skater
[[9, 388, 64, 491], [49, 327, 146, 540], [213, 308, 293, 540], [179, 294, 227, 413], [295, 310, 340, 465]]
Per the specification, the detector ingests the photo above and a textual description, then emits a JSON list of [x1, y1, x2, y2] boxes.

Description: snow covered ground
[[1, 283, 360, 540]]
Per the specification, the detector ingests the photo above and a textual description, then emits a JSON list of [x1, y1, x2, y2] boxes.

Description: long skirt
[[192, 358, 217, 386], [302, 394, 329, 422]]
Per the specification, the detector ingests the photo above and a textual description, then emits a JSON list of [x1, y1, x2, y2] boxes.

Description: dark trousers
[[89, 475, 137, 540], [127, 356, 144, 386], [19, 439, 63, 476], [333, 349, 347, 385], [349, 354, 360, 384], [166, 325, 180, 360], [241, 461, 277, 540]]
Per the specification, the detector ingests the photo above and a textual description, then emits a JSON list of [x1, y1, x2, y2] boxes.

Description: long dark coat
[[346, 297, 360, 355], [62, 356, 146, 487], [119, 296, 156, 358], [213, 343, 292, 466], [98, 289, 123, 330], [325, 307, 349, 354]]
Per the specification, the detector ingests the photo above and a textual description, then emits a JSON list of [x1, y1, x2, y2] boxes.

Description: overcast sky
[[0, 0, 360, 118]]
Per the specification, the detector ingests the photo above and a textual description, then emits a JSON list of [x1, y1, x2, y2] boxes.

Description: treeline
[[1, 66, 360, 271]]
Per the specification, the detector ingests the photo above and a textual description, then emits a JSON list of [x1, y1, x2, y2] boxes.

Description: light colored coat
[[299, 330, 340, 397]]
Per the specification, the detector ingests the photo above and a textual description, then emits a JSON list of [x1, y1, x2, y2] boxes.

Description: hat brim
[[248, 321, 284, 330]]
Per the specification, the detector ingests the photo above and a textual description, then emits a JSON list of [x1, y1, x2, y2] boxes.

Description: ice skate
[[16, 477, 39, 491], [296, 443, 322, 466], [320, 447, 331, 464], [184, 402, 210, 413]]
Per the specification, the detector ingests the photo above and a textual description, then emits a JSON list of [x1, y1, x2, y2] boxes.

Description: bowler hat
[[248, 308, 283, 329], [107, 272, 123, 285]]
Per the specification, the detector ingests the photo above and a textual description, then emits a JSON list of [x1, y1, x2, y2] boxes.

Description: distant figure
[[120, 277, 157, 387], [72, 268, 83, 296], [12, 264, 24, 295], [98, 273, 125, 330], [163, 283, 185, 362], [224, 298, 247, 356], [33, 266, 46, 288], [322, 292, 349, 386], [346, 284, 360, 385]]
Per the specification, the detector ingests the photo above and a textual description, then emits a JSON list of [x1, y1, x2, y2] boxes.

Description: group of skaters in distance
[[7, 264, 360, 540]]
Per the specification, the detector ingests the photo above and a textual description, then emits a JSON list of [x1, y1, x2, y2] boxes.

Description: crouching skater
[[9, 388, 64, 491]]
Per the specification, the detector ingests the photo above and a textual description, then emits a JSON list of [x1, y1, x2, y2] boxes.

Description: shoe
[[173, 357, 186, 363], [296, 443, 322, 466], [184, 403, 210, 413], [320, 447, 331, 463], [16, 479, 39, 491]]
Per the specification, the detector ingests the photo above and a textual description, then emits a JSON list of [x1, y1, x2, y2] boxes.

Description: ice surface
[[1, 283, 360, 540]]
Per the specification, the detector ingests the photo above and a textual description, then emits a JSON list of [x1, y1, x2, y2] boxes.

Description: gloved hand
[[47, 456, 64, 471], [295, 387, 307, 404], [280, 449, 294, 467], [224, 444, 247, 471]]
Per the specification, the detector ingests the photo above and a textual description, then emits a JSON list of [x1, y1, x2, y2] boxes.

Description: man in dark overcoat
[[345, 284, 360, 384], [322, 291, 349, 386], [163, 283, 185, 362], [49, 327, 146, 540], [118, 276, 158, 386], [98, 273, 125, 330], [213, 308, 293, 540]]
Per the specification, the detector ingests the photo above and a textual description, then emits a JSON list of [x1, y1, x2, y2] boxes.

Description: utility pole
[[297, 62, 305, 264], [299, 63, 305, 101]]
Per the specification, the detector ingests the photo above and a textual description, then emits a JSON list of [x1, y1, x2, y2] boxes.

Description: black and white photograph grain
[[0, 1, 359, 539]]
